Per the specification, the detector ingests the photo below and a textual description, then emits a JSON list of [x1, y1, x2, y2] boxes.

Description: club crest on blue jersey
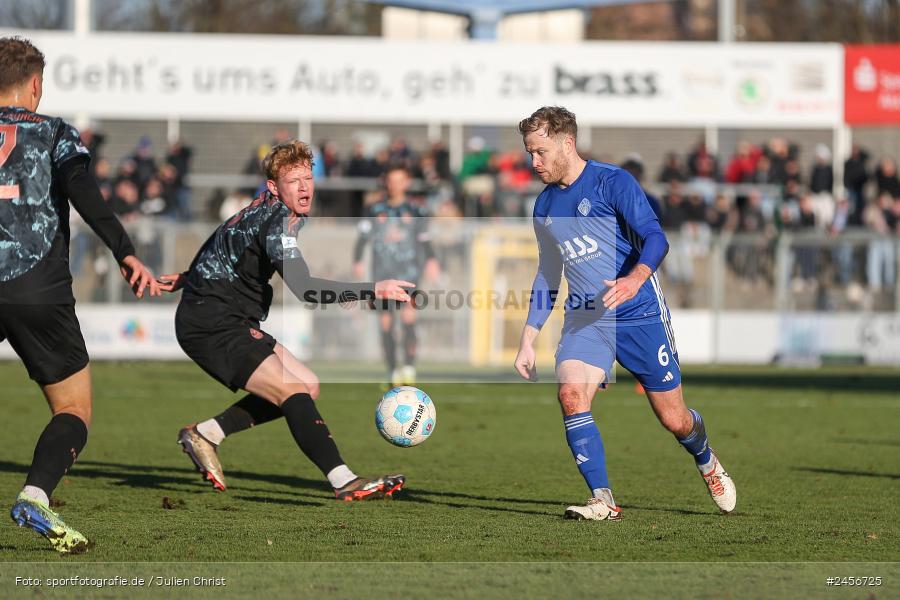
[[578, 198, 591, 216]]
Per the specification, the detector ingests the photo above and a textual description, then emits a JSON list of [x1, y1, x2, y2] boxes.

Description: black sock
[[402, 322, 417, 366], [280, 393, 344, 476], [25, 413, 88, 498], [214, 394, 283, 436], [380, 328, 397, 372]]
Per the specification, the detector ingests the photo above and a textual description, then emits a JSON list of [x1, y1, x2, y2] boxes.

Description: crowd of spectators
[[72, 126, 900, 306]]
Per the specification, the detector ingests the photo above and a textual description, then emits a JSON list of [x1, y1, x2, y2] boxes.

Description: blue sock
[[563, 412, 609, 494], [678, 409, 713, 468]]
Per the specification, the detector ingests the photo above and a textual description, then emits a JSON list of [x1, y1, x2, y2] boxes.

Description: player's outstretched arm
[[61, 158, 160, 298]]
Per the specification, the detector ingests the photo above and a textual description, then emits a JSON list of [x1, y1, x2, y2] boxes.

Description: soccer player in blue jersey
[[0, 37, 159, 552], [513, 106, 735, 520]]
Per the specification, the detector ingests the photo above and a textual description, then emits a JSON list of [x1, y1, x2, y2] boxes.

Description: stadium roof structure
[[368, 0, 673, 38]]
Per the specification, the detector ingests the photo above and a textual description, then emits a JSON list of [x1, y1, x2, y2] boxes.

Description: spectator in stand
[[765, 137, 792, 185], [130, 136, 157, 191], [109, 179, 141, 222], [863, 194, 896, 295], [724, 141, 760, 183], [165, 140, 193, 220], [792, 195, 818, 287], [319, 140, 341, 177], [707, 194, 737, 234], [752, 154, 773, 185], [345, 142, 380, 178], [459, 136, 495, 216], [844, 145, 870, 224], [388, 136, 412, 164], [496, 151, 534, 217], [79, 127, 105, 176], [115, 158, 139, 188], [660, 183, 693, 302], [428, 141, 452, 181], [140, 177, 169, 216], [808, 144, 835, 229], [621, 153, 661, 218], [418, 151, 455, 213], [784, 158, 802, 187], [875, 157, 900, 199], [829, 196, 855, 289], [94, 158, 112, 197], [657, 151, 687, 184], [166, 140, 192, 187], [809, 144, 833, 195], [458, 136, 492, 182], [733, 189, 770, 284], [372, 147, 391, 178], [157, 163, 180, 211], [686, 140, 718, 202]]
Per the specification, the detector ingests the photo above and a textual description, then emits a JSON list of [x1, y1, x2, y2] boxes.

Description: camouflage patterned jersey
[[0, 106, 133, 304], [185, 191, 373, 321], [353, 200, 434, 283]]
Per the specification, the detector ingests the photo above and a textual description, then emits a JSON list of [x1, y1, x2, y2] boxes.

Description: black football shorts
[[0, 304, 90, 385], [175, 295, 277, 392]]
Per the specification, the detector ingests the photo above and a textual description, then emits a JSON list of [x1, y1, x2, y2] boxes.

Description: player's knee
[[659, 409, 691, 436], [557, 385, 588, 415], [306, 377, 320, 401]]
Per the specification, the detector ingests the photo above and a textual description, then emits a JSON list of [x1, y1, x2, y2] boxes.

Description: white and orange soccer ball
[[375, 386, 436, 447]]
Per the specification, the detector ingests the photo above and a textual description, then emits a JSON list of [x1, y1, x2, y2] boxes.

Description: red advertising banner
[[845, 45, 900, 124]]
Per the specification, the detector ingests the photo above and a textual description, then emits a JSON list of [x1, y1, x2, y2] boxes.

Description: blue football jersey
[[527, 160, 670, 328]]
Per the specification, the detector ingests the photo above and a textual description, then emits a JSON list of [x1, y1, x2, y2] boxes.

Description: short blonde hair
[[262, 140, 314, 180], [518, 106, 578, 140]]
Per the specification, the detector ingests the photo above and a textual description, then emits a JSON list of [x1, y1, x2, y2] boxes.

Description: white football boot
[[564, 489, 622, 521], [700, 451, 736, 513]]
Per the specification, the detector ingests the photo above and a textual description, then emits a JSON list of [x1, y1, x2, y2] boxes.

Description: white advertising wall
[[13, 32, 843, 127], [2, 307, 897, 365]]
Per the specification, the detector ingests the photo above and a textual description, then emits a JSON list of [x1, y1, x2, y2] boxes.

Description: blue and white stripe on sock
[[677, 408, 713, 470], [563, 411, 609, 492]]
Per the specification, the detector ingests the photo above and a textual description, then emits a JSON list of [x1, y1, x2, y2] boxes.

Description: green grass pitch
[[0, 361, 896, 598]]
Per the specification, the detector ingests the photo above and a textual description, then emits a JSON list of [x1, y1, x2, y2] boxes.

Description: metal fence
[[77, 218, 899, 312]]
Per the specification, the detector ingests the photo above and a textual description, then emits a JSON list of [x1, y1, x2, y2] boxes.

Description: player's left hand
[[602, 273, 646, 310], [119, 255, 161, 299]]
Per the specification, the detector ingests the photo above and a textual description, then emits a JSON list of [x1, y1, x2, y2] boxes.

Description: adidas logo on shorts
[[662, 371, 674, 383]]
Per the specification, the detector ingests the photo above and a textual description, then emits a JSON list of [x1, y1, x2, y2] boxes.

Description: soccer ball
[[375, 386, 436, 447]]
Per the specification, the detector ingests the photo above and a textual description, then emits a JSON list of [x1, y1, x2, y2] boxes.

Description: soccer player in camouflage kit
[[353, 165, 440, 387], [159, 141, 411, 500], [0, 37, 159, 553]]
